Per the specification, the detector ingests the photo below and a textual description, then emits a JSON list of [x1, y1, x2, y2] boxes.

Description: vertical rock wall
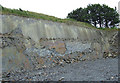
[[0, 15, 118, 76]]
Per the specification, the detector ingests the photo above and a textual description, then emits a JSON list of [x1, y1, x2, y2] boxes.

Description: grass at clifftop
[[0, 5, 118, 31]]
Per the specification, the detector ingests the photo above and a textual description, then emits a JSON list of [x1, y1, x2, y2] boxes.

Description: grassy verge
[[97, 27, 119, 31], [0, 5, 119, 31]]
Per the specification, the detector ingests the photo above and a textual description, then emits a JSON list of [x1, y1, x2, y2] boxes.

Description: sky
[[1, 0, 120, 19]]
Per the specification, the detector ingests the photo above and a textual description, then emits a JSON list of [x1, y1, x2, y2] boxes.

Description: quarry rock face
[[0, 15, 118, 78]]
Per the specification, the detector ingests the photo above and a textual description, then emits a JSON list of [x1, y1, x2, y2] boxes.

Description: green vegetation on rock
[[0, 5, 119, 30]]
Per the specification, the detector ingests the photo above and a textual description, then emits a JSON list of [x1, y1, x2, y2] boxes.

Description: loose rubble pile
[[2, 58, 118, 81]]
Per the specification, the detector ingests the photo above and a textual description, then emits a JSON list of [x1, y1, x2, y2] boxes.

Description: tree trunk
[[105, 20, 108, 28], [94, 21, 97, 27], [98, 19, 102, 28], [99, 22, 102, 27]]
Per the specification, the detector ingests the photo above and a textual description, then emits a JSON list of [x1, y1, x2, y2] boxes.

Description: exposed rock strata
[[0, 15, 118, 79]]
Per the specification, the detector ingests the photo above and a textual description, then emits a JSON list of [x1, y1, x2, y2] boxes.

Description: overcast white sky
[[1, 0, 120, 18]]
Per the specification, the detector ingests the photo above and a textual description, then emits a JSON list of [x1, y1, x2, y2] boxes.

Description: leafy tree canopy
[[67, 4, 119, 28]]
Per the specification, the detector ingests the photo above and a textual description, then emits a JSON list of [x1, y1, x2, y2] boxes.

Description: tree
[[86, 4, 101, 27], [102, 5, 119, 28], [67, 4, 119, 28], [67, 8, 89, 23]]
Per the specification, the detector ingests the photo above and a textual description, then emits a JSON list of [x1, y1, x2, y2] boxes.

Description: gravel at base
[[41, 58, 118, 81], [3, 58, 118, 81]]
